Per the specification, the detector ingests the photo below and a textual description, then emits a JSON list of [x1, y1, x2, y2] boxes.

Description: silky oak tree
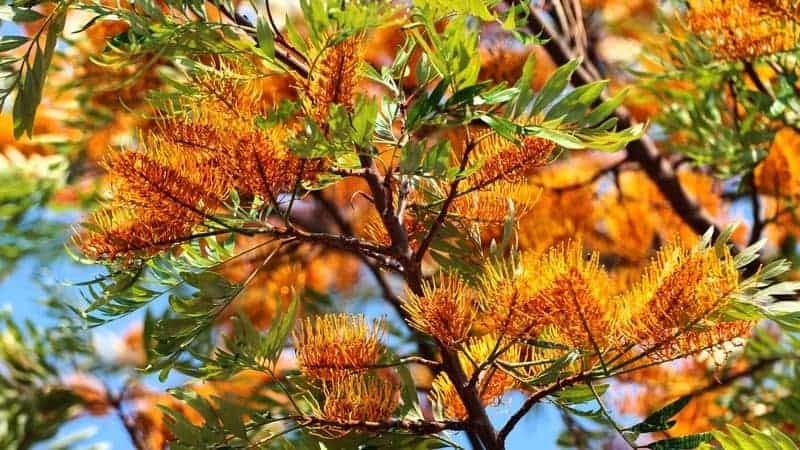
[[2, 1, 800, 450]]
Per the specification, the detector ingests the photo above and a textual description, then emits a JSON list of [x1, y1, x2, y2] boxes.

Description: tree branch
[[520, 1, 723, 240], [297, 416, 469, 434], [359, 151, 412, 259], [356, 147, 501, 449], [497, 373, 588, 443], [108, 384, 147, 450], [685, 357, 781, 399], [414, 130, 477, 263], [311, 191, 439, 359], [264, 224, 403, 272], [212, 0, 309, 77]]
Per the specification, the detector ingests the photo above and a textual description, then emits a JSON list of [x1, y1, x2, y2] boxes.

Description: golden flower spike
[[618, 240, 746, 361], [430, 334, 521, 419], [294, 313, 384, 380], [468, 133, 555, 187], [319, 374, 399, 423], [479, 241, 616, 349], [687, 0, 800, 60], [305, 34, 365, 125], [403, 273, 477, 347]]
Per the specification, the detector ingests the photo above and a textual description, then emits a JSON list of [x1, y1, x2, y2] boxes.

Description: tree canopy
[[2, 0, 800, 449]]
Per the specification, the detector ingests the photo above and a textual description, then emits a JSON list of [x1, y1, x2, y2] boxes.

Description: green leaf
[[524, 125, 583, 149], [584, 88, 628, 126], [407, 77, 448, 129], [216, 398, 248, 441], [0, 36, 28, 52], [509, 53, 537, 118], [421, 140, 452, 177], [12, 6, 66, 138], [629, 395, 692, 433], [160, 407, 203, 446], [385, 349, 423, 419], [169, 389, 218, 426], [261, 295, 299, 363], [531, 58, 581, 116], [646, 433, 713, 450], [180, 271, 238, 298], [352, 96, 378, 146], [711, 425, 798, 450], [255, 17, 275, 58], [546, 80, 608, 122], [447, 83, 490, 108], [400, 141, 425, 175], [555, 383, 609, 405], [464, 0, 495, 20], [479, 114, 520, 142], [525, 350, 579, 386], [0, 6, 44, 22]]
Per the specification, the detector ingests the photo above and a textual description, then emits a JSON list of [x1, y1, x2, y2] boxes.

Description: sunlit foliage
[[2, 1, 800, 450]]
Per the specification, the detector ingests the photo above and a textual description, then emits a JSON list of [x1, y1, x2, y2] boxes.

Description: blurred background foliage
[[2, 0, 800, 449]]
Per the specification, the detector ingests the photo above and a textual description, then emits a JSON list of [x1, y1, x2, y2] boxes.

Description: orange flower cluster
[[294, 314, 402, 426], [468, 133, 556, 187], [449, 181, 541, 225], [430, 334, 523, 419], [424, 237, 753, 418], [360, 208, 428, 251], [687, 0, 800, 60], [618, 241, 749, 361], [77, 143, 229, 260], [755, 128, 800, 197], [305, 34, 365, 125], [403, 273, 477, 347], [754, 130, 800, 244], [77, 70, 325, 261], [317, 374, 399, 424], [293, 313, 384, 379], [480, 241, 615, 349], [168, 73, 325, 197]]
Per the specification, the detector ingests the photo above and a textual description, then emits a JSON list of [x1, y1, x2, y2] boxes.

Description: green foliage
[[646, 433, 714, 450], [147, 269, 242, 379], [158, 386, 298, 449], [0, 151, 67, 279], [555, 384, 609, 406], [75, 234, 236, 324], [498, 57, 645, 152], [638, 18, 800, 178], [628, 396, 692, 434], [198, 297, 299, 379], [0, 1, 69, 138], [0, 309, 95, 449], [70, 233, 258, 381], [701, 425, 798, 450]]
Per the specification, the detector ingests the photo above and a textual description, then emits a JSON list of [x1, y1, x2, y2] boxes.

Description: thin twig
[[107, 384, 147, 450], [213, 0, 309, 77], [414, 130, 478, 262], [497, 373, 588, 443], [586, 380, 634, 449]]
